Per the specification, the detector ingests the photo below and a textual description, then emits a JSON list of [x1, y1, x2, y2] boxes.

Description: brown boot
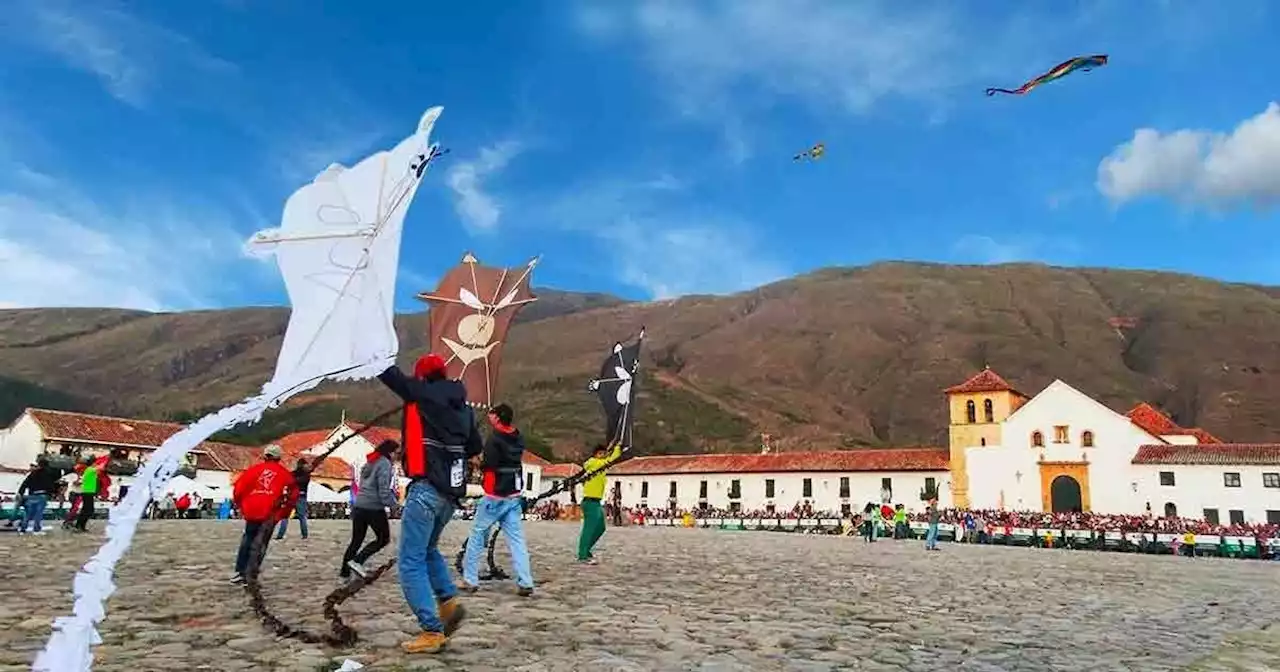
[[438, 597, 467, 636], [401, 631, 447, 654]]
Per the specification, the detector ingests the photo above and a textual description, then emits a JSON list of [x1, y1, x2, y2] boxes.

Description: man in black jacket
[[458, 403, 534, 595], [377, 353, 483, 654], [276, 459, 311, 539], [17, 456, 61, 534]]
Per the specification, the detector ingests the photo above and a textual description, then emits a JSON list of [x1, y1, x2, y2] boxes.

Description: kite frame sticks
[[243, 406, 400, 647]]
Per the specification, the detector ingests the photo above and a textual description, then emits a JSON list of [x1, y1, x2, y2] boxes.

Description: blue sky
[[1, 0, 1278, 312]]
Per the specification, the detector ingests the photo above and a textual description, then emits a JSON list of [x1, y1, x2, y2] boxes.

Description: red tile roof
[[610, 448, 949, 476], [1132, 444, 1280, 466], [522, 452, 552, 467], [542, 463, 583, 479], [265, 428, 357, 481], [23, 408, 245, 470], [1126, 403, 1221, 444], [944, 368, 1024, 396]]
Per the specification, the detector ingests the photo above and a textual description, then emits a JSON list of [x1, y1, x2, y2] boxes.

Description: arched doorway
[[1050, 475, 1083, 513]]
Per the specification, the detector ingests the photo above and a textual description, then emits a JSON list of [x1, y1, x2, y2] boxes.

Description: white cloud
[[1098, 102, 1280, 209], [445, 141, 524, 231], [547, 176, 788, 299], [0, 183, 253, 311], [7, 0, 235, 108]]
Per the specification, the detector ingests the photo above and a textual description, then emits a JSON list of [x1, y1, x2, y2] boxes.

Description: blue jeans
[[463, 496, 534, 588], [275, 496, 308, 538], [235, 521, 272, 575], [399, 481, 457, 633], [20, 494, 48, 532], [925, 522, 939, 549]]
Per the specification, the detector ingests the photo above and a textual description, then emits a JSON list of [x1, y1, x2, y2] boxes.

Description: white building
[[0, 408, 247, 497], [609, 449, 951, 515], [949, 369, 1280, 524]]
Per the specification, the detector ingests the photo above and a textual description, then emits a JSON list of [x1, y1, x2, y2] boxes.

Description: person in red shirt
[[229, 444, 298, 585], [175, 493, 192, 519]]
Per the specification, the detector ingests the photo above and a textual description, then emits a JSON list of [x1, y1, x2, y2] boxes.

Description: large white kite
[[34, 106, 446, 672]]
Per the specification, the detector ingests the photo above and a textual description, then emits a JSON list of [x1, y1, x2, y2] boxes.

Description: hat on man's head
[[414, 353, 447, 377], [263, 444, 283, 459]]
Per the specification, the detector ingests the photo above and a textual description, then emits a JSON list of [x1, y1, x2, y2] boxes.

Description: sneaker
[[458, 583, 479, 594], [401, 631, 448, 654], [229, 574, 246, 585], [346, 560, 368, 578], [517, 586, 534, 597], [577, 556, 598, 565], [437, 597, 466, 637]]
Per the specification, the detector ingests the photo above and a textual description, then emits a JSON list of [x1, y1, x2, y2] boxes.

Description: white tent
[[307, 481, 348, 503], [163, 475, 218, 501]]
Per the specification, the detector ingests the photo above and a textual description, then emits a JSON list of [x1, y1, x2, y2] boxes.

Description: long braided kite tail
[[241, 405, 402, 646]]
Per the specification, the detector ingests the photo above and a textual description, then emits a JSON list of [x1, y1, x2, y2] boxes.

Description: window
[[1081, 431, 1094, 447], [1053, 426, 1069, 444], [965, 400, 976, 423], [1203, 508, 1220, 525], [640, 481, 649, 498], [840, 503, 852, 516], [839, 477, 850, 498], [1229, 510, 1245, 525], [766, 503, 776, 514], [729, 479, 741, 499], [765, 479, 775, 498], [925, 477, 937, 495], [1264, 473, 1280, 488], [698, 501, 708, 511], [1031, 431, 1044, 447], [983, 398, 994, 423], [802, 478, 813, 498], [699, 480, 708, 498], [1159, 471, 1175, 486], [1164, 502, 1177, 517], [881, 477, 893, 500], [1224, 472, 1241, 488], [525, 471, 534, 490], [1269, 510, 1280, 525], [729, 501, 741, 512], [669, 481, 678, 498], [980, 438, 986, 446]]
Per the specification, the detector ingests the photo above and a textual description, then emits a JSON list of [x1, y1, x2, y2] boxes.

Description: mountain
[[4, 263, 1280, 461]]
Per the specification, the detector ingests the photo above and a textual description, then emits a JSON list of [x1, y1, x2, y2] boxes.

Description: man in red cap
[[378, 353, 483, 654]]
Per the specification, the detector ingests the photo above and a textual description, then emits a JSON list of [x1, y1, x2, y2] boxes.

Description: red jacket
[[232, 460, 298, 523]]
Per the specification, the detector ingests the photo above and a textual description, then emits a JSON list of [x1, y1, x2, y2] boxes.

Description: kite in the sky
[[985, 54, 1108, 96], [36, 107, 446, 672], [794, 143, 825, 161]]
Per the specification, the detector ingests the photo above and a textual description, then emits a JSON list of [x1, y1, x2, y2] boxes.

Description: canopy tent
[[162, 475, 219, 501], [307, 481, 348, 503]]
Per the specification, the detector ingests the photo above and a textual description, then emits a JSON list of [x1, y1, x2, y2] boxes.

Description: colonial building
[[609, 449, 951, 514], [0, 408, 252, 496], [952, 369, 1280, 524]]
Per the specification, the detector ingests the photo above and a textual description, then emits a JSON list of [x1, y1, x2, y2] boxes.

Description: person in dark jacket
[[459, 403, 534, 595], [276, 458, 311, 539], [341, 439, 400, 581], [17, 456, 61, 534], [378, 353, 483, 654]]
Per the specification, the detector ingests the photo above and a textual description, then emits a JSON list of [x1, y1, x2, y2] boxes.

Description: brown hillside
[[3, 263, 1280, 460]]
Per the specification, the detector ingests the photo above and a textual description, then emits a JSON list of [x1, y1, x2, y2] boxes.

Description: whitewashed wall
[[969, 380, 1160, 514], [0, 413, 44, 469], [612, 470, 949, 513], [1134, 464, 1280, 523]]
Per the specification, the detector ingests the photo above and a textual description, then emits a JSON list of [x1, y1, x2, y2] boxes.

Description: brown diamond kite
[[417, 252, 538, 409]]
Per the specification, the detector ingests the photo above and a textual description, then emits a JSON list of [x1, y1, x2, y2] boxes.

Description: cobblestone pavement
[[1, 520, 1278, 671]]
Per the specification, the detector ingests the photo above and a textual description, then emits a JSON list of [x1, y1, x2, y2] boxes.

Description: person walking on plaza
[[229, 444, 298, 585], [276, 458, 311, 540], [378, 353, 483, 654], [341, 439, 400, 581], [74, 455, 107, 532], [924, 499, 941, 551], [577, 441, 622, 564], [17, 456, 60, 535], [460, 403, 535, 595]]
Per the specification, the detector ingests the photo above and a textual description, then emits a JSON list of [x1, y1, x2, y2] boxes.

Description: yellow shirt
[[580, 444, 622, 499]]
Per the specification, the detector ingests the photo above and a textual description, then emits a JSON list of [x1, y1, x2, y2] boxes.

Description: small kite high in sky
[[793, 143, 825, 161], [985, 54, 1108, 96]]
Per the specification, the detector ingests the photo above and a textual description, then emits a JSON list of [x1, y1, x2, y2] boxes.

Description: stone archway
[[1050, 475, 1083, 513]]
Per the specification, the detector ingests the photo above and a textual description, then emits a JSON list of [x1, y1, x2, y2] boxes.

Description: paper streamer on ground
[[34, 106, 445, 672]]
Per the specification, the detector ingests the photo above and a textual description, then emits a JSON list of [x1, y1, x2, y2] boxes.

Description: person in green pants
[[577, 442, 622, 564]]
